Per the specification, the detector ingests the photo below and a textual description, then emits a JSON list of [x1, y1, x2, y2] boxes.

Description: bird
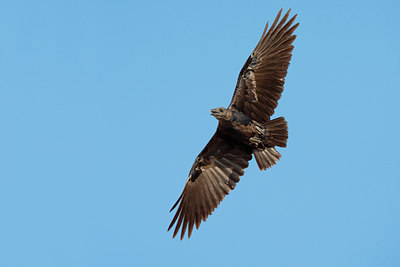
[[168, 9, 299, 240]]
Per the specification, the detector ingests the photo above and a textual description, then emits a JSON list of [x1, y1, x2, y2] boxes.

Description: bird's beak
[[210, 108, 218, 117]]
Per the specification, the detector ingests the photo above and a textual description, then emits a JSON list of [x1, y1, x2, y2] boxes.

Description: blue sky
[[1, 0, 399, 266]]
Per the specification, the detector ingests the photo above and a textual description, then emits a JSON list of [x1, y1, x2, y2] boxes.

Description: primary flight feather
[[168, 9, 299, 240]]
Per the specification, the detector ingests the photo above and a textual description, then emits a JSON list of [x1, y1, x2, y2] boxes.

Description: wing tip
[[169, 193, 183, 212]]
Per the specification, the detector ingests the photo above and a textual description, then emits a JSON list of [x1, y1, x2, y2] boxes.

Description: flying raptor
[[168, 9, 299, 239]]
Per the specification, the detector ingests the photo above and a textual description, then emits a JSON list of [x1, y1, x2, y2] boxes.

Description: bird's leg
[[249, 136, 262, 148], [250, 125, 267, 149]]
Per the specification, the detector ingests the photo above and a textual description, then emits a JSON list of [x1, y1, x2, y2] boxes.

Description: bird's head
[[210, 107, 231, 121]]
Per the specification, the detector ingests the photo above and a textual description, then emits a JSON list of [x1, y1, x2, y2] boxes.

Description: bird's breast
[[218, 117, 256, 144], [231, 120, 255, 136]]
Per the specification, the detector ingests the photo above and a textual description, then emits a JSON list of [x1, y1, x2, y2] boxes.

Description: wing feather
[[228, 9, 299, 123], [168, 131, 252, 239]]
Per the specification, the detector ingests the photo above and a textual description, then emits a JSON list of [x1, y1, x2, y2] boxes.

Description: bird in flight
[[168, 9, 299, 240]]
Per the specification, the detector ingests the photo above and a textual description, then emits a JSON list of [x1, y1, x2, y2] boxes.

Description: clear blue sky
[[1, 0, 399, 266]]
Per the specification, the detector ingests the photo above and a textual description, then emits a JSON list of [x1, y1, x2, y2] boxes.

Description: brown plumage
[[168, 9, 299, 240]]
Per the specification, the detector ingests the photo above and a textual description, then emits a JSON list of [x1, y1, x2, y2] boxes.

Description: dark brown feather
[[168, 131, 252, 239], [254, 147, 282, 170], [229, 9, 298, 123]]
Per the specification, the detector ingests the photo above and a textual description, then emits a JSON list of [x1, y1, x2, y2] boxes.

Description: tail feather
[[265, 117, 288, 148], [254, 147, 281, 170], [253, 117, 288, 171]]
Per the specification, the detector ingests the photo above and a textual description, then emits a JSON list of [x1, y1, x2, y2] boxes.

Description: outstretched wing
[[229, 9, 299, 123], [168, 130, 252, 240]]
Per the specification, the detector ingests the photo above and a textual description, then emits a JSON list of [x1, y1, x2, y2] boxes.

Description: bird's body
[[212, 108, 286, 150], [169, 9, 299, 239]]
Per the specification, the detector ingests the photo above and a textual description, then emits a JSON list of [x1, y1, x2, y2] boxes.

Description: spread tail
[[253, 117, 288, 171], [265, 117, 288, 148]]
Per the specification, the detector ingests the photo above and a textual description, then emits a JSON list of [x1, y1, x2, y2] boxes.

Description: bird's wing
[[168, 130, 253, 240], [228, 9, 299, 123]]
